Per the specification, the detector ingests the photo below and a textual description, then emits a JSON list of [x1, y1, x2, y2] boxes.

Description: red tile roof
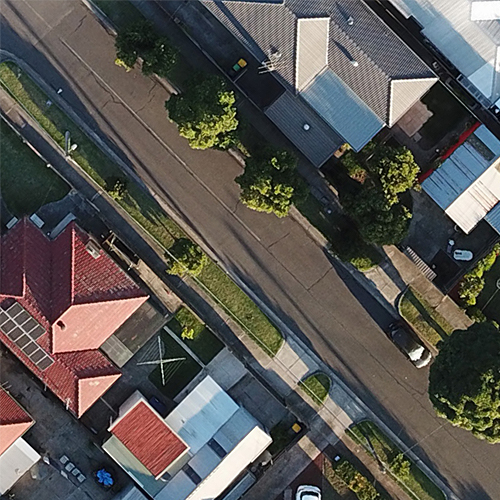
[[111, 401, 187, 477], [0, 388, 34, 455], [0, 219, 149, 417]]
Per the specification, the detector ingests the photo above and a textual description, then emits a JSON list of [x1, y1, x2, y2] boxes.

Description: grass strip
[[300, 372, 331, 404], [168, 307, 224, 365], [399, 287, 453, 347], [0, 60, 283, 356], [349, 421, 446, 500], [0, 119, 69, 215]]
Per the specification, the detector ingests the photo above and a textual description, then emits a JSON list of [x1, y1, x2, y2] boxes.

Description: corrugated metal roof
[[301, 69, 384, 151], [264, 91, 343, 166], [389, 0, 500, 101], [165, 377, 239, 454], [295, 17, 329, 91], [202, 0, 434, 124], [423, 125, 500, 232], [485, 201, 500, 233]]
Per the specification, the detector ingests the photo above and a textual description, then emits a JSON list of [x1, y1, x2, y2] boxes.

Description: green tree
[[428, 323, 500, 443], [342, 186, 412, 246], [141, 37, 178, 78], [167, 238, 208, 277], [165, 75, 238, 150], [459, 274, 485, 306], [236, 150, 306, 217], [376, 147, 420, 206], [115, 20, 156, 69], [106, 176, 127, 201]]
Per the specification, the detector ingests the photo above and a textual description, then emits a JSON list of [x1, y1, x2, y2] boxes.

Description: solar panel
[[0, 301, 53, 371], [37, 357, 54, 370], [30, 349, 45, 364]]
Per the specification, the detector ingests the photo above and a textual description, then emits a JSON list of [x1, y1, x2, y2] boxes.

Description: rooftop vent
[[350, 60, 359, 67], [303, 123, 311, 131], [85, 239, 101, 259], [347, 16, 354, 26]]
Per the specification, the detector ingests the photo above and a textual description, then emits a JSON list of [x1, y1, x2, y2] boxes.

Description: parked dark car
[[387, 322, 432, 368]]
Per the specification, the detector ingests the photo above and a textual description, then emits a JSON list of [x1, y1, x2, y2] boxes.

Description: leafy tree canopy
[[165, 75, 238, 150], [428, 322, 500, 442], [236, 150, 306, 217], [167, 238, 208, 277], [342, 186, 412, 246]]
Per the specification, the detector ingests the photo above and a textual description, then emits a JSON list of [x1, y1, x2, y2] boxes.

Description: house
[[0, 218, 148, 417], [200, 0, 437, 166], [103, 376, 272, 500], [0, 387, 40, 495], [423, 124, 500, 234], [388, 0, 500, 107]]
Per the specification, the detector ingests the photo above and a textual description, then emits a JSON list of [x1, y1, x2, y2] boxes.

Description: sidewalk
[[0, 75, 455, 499]]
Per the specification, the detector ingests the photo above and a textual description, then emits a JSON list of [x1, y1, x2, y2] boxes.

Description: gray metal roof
[[301, 69, 384, 151], [203, 0, 436, 124], [264, 91, 344, 165], [485, 201, 500, 234]]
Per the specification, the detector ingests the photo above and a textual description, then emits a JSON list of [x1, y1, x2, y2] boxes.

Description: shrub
[[181, 327, 195, 340], [342, 151, 367, 183], [106, 176, 128, 201], [390, 453, 411, 481], [459, 274, 485, 306], [350, 256, 377, 272], [467, 306, 487, 323], [167, 238, 208, 277], [334, 459, 380, 500]]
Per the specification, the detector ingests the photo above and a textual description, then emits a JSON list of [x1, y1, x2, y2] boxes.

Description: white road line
[[59, 37, 262, 243]]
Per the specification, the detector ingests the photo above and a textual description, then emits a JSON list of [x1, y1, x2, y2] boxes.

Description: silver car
[[388, 322, 432, 368], [296, 485, 321, 500]]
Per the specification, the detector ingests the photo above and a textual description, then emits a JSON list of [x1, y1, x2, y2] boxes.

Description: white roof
[[165, 377, 239, 454], [423, 125, 500, 232], [0, 438, 40, 495], [389, 0, 500, 102]]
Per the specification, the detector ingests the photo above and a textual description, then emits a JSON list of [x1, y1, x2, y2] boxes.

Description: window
[[208, 438, 227, 458], [182, 464, 201, 485]]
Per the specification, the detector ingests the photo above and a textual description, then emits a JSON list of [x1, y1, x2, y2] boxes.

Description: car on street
[[296, 485, 321, 500], [387, 322, 432, 368]]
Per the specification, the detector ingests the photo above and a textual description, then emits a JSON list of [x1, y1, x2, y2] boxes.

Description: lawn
[[399, 287, 454, 347], [148, 328, 202, 399], [197, 261, 283, 356], [420, 83, 471, 147], [476, 258, 500, 324], [168, 307, 224, 365], [0, 120, 69, 215], [0, 61, 283, 357], [349, 421, 445, 500], [300, 372, 331, 404]]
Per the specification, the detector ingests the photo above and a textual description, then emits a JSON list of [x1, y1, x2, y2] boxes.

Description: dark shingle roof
[[203, 0, 436, 124]]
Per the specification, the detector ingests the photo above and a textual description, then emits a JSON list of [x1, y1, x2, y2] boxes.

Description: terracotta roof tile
[[111, 401, 187, 477], [0, 388, 34, 455]]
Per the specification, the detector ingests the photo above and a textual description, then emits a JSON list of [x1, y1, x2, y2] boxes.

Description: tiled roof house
[[0, 387, 34, 455], [200, 0, 438, 166], [0, 219, 148, 417]]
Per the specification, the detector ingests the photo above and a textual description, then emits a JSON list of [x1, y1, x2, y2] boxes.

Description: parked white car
[[296, 485, 321, 500]]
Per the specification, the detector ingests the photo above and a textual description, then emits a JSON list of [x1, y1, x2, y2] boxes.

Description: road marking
[[59, 38, 262, 243]]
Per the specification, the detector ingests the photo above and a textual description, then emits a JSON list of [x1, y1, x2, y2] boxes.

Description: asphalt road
[[1, 2, 498, 498]]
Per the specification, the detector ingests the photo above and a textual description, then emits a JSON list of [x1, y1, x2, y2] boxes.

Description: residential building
[[0, 387, 40, 495], [103, 376, 272, 500], [423, 124, 500, 234], [388, 0, 500, 107], [200, 0, 437, 166], [0, 218, 148, 417]]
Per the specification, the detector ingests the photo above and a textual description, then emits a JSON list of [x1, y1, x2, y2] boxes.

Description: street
[[0, 1, 498, 498]]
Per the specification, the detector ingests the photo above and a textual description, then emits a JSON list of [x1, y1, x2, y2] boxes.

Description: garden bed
[[399, 287, 453, 347], [0, 119, 69, 215], [168, 307, 223, 365], [349, 421, 445, 500]]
